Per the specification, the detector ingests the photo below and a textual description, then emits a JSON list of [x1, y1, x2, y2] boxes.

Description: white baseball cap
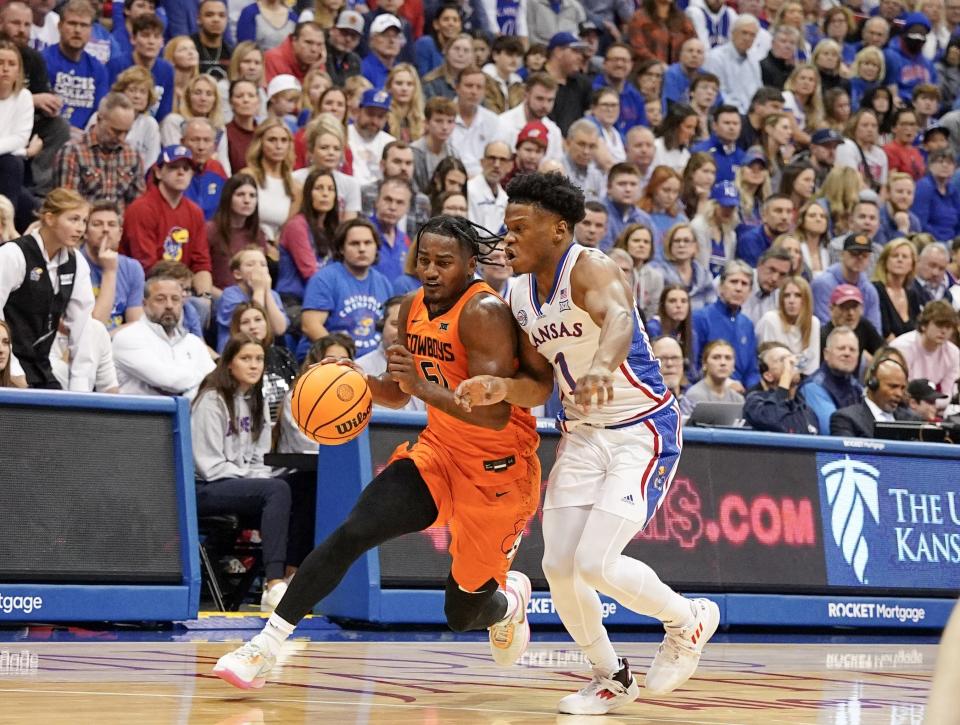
[[369, 13, 402, 35], [267, 74, 301, 101]]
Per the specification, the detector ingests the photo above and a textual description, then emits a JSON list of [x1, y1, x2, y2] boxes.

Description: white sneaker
[[488, 571, 531, 667], [644, 598, 720, 694], [212, 637, 276, 690], [260, 581, 288, 613], [558, 659, 640, 715]]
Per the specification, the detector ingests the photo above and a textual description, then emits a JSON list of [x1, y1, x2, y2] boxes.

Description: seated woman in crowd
[[795, 200, 832, 276], [422, 34, 473, 100], [761, 112, 796, 181], [208, 173, 268, 295], [161, 74, 226, 152], [0, 319, 25, 388], [691, 182, 739, 278], [817, 166, 863, 236], [812, 40, 850, 97], [228, 301, 298, 420], [110, 66, 161, 171], [680, 339, 745, 416], [650, 223, 715, 311], [216, 246, 289, 352], [652, 103, 698, 173], [823, 88, 852, 134], [835, 109, 888, 192], [755, 275, 821, 376], [735, 150, 771, 229], [191, 334, 292, 612], [385, 64, 426, 142], [639, 165, 687, 241], [277, 169, 338, 326], [430, 189, 468, 217], [849, 46, 885, 110], [773, 233, 813, 282], [680, 152, 716, 219], [0, 39, 38, 223], [614, 223, 662, 321], [779, 163, 817, 215], [224, 80, 261, 176], [292, 114, 360, 220], [221, 42, 267, 123], [646, 284, 697, 382], [588, 87, 625, 172], [427, 156, 468, 207], [415, 3, 464, 77], [163, 35, 199, 115], [872, 237, 921, 341], [243, 118, 301, 243], [782, 63, 824, 147], [821, 6, 858, 66], [297, 218, 394, 360]]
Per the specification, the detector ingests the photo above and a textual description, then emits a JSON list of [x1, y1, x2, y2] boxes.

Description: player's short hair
[[505, 171, 586, 228]]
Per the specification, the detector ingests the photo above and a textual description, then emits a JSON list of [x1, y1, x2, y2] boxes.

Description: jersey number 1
[[420, 361, 450, 388]]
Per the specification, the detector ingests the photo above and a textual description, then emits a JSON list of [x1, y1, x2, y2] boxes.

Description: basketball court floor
[[0, 622, 936, 724]]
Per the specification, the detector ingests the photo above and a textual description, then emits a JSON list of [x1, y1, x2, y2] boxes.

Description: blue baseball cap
[[360, 88, 392, 111], [743, 146, 768, 167], [811, 128, 843, 146], [902, 11, 932, 32], [547, 31, 589, 53], [159, 145, 192, 165], [710, 181, 739, 207]]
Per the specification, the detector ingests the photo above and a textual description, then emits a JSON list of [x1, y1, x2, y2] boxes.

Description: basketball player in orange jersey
[[213, 215, 541, 690]]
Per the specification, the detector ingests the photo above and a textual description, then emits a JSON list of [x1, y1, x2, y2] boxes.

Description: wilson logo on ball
[[335, 404, 371, 435]]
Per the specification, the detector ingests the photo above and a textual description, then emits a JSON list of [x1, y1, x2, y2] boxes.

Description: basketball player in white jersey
[[455, 172, 720, 716]]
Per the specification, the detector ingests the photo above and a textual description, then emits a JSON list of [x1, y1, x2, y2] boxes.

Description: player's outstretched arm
[[454, 330, 554, 411], [389, 293, 517, 429], [571, 251, 635, 412]]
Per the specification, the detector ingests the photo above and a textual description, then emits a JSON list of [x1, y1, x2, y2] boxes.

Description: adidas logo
[[690, 622, 703, 645], [621, 494, 635, 505]]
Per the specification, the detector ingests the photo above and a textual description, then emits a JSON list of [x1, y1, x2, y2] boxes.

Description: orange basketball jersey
[[404, 282, 539, 479]]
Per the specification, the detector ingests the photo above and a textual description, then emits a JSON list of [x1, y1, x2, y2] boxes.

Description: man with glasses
[[812, 233, 883, 332], [592, 43, 646, 135], [55, 92, 144, 211], [468, 140, 511, 233]]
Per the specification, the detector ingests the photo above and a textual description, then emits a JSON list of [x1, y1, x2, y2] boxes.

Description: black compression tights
[[275, 458, 507, 629]]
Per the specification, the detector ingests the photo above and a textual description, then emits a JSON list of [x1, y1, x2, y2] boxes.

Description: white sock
[[658, 598, 697, 630], [500, 587, 521, 622], [582, 631, 619, 678], [253, 613, 295, 658]]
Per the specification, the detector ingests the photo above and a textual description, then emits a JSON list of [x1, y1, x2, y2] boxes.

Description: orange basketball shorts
[[390, 440, 541, 591]]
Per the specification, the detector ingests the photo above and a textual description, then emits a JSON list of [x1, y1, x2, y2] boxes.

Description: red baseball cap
[[517, 121, 549, 149]]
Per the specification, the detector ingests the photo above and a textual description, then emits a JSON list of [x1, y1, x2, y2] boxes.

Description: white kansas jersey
[[510, 243, 674, 429]]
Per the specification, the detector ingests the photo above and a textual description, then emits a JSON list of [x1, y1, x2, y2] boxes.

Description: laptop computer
[[686, 401, 746, 428]]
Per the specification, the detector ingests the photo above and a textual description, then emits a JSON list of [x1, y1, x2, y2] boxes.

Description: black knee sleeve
[[443, 574, 505, 632]]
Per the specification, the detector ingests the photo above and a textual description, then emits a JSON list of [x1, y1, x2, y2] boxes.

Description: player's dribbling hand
[[574, 368, 615, 412], [386, 345, 419, 395], [453, 375, 507, 412]]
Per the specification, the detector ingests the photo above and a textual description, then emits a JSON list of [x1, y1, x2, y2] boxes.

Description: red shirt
[[265, 37, 306, 83], [883, 141, 926, 181], [121, 184, 212, 274]]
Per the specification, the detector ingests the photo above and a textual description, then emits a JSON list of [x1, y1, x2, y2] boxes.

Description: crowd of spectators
[[4, 0, 960, 606]]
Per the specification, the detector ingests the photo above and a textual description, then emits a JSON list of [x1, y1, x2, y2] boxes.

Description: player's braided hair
[[414, 214, 504, 266], [504, 171, 586, 227]]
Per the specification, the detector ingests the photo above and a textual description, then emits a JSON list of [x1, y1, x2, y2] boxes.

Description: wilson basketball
[[291, 363, 372, 445]]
